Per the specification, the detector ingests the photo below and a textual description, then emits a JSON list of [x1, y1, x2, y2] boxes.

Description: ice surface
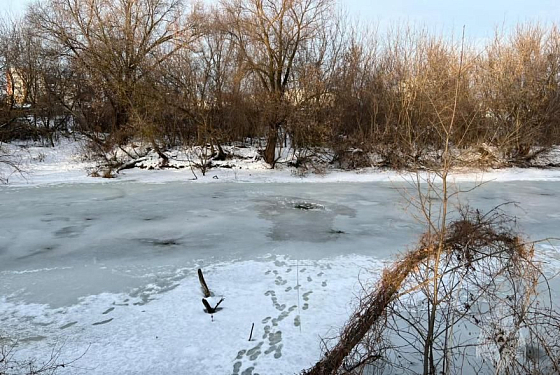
[[0, 182, 420, 307], [1, 181, 559, 374]]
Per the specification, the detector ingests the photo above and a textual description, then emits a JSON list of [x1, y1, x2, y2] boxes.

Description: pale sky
[[1, 0, 559, 40]]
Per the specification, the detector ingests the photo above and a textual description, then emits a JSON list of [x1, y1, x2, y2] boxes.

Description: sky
[[342, 0, 560, 40], [1, 0, 559, 40]]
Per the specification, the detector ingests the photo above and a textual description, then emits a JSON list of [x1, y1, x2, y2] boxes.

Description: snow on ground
[[3, 246, 559, 375], [1, 255, 384, 375], [2, 139, 560, 187], [0, 138, 95, 185], [2, 140, 560, 374]]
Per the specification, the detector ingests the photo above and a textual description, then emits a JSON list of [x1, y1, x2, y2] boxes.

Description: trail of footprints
[[232, 259, 331, 375], [78, 298, 131, 327], [73, 272, 186, 328], [64, 292, 155, 329]]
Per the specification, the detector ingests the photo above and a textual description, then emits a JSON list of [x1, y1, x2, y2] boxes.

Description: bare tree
[[221, 0, 334, 167], [29, 0, 197, 148]]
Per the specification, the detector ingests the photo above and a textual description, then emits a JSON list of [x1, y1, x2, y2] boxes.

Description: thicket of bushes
[[1, 0, 559, 169]]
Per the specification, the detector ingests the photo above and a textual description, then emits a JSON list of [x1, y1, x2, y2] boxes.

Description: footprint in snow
[[245, 341, 263, 361], [59, 321, 77, 330], [241, 367, 256, 375], [233, 361, 242, 374], [236, 350, 247, 360], [265, 331, 283, 359], [262, 325, 271, 339], [92, 318, 113, 326]]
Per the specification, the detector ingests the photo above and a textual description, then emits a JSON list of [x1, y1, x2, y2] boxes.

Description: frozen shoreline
[[3, 140, 560, 187]]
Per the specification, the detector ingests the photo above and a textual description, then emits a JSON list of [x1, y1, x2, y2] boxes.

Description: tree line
[[1, 0, 559, 169]]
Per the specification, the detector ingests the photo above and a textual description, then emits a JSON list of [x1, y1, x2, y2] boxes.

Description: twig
[[249, 323, 255, 341]]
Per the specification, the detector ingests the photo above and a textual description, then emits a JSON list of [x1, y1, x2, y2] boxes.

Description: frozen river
[[1, 181, 560, 374]]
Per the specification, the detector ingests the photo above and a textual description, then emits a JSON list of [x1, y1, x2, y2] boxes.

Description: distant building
[[6, 68, 27, 105]]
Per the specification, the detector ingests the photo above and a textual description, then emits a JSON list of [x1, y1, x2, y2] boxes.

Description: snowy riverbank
[[3, 139, 560, 187]]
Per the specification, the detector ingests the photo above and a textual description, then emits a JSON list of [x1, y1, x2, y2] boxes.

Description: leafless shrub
[[303, 207, 560, 375], [477, 24, 560, 162], [0, 335, 87, 375], [0, 143, 23, 183]]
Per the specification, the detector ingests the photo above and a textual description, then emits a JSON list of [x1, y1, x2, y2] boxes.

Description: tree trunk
[[264, 124, 278, 168], [114, 105, 129, 131]]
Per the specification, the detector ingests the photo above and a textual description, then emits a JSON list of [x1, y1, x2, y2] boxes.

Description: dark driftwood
[[202, 298, 224, 314], [198, 268, 211, 298]]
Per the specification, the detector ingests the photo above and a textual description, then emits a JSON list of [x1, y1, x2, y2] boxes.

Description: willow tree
[[221, 0, 334, 167]]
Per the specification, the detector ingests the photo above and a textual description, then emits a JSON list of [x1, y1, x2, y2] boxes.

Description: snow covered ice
[[1, 181, 560, 374]]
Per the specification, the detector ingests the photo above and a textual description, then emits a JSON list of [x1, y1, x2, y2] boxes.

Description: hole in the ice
[[102, 307, 115, 315], [138, 238, 182, 247], [293, 202, 325, 210], [328, 229, 345, 234], [142, 215, 164, 221]]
